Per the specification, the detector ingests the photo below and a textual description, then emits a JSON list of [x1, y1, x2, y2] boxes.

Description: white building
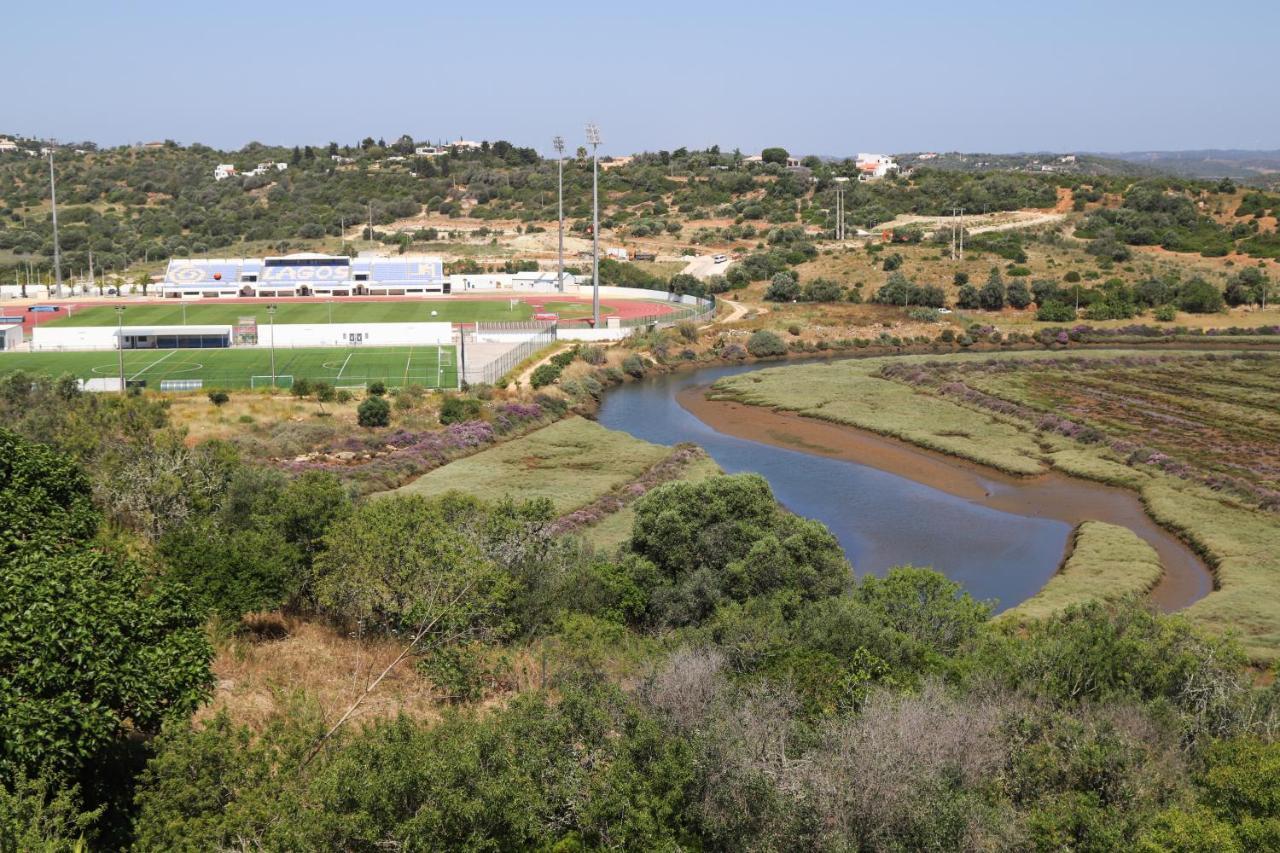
[[213, 164, 237, 181], [856, 153, 899, 181], [0, 138, 17, 153]]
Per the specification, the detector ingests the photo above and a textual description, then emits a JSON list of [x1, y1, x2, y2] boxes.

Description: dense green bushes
[[747, 329, 787, 357]]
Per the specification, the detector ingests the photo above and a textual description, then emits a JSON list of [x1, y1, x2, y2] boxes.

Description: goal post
[[250, 374, 294, 389]]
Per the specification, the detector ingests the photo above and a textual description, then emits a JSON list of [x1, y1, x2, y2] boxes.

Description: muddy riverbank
[[678, 387, 1213, 610]]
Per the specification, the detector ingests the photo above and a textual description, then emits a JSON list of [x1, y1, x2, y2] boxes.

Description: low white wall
[[31, 326, 120, 351], [556, 327, 635, 342], [260, 322, 453, 348]]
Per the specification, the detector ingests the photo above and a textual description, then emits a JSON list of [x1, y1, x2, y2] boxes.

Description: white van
[[712, 253, 727, 264]]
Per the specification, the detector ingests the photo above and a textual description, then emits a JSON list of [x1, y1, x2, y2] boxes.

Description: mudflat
[[678, 386, 1213, 611]]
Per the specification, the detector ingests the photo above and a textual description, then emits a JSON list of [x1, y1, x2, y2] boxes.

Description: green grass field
[[0, 345, 458, 390], [1001, 521, 1164, 622], [46, 300, 608, 327], [386, 417, 670, 512]]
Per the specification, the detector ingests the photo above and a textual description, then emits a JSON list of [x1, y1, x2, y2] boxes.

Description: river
[[596, 360, 1213, 613]]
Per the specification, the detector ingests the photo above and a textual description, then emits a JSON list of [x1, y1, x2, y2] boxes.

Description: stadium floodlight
[[48, 151, 63, 298], [553, 136, 565, 293], [267, 304, 278, 388], [833, 176, 849, 241], [115, 306, 126, 395], [586, 123, 601, 327]]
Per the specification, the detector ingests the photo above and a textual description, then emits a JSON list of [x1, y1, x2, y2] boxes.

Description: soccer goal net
[[250, 374, 294, 389]]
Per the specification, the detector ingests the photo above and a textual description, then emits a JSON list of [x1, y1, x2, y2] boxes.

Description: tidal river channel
[[596, 360, 1213, 613]]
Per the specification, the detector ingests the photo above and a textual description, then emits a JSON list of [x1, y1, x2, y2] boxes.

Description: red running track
[[4, 293, 678, 334]]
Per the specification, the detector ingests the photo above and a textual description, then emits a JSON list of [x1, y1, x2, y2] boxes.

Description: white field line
[[335, 352, 354, 380], [129, 349, 177, 381]]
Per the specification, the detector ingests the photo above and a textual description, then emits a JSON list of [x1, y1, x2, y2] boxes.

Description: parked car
[[712, 254, 727, 264]]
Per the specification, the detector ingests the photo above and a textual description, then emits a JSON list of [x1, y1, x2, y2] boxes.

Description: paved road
[[681, 254, 733, 280]]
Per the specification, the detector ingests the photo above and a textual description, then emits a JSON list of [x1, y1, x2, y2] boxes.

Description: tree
[[1225, 267, 1270, 307], [0, 427, 99, 558], [1006, 280, 1032, 309], [313, 494, 520, 637], [1178, 277, 1224, 314], [764, 272, 800, 302], [978, 268, 1006, 311], [357, 395, 390, 427], [1, 534, 212, 784], [760, 148, 789, 165], [956, 284, 980, 310]]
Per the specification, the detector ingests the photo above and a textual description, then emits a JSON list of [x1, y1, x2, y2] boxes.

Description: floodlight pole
[[833, 176, 849, 241], [586, 123, 601, 327], [267, 304, 277, 388], [48, 151, 63, 298], [115, 306, 126, 395], [553, 135, 565, 293]]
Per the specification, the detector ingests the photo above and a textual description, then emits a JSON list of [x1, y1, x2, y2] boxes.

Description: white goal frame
[[250, 374, 294, 389]]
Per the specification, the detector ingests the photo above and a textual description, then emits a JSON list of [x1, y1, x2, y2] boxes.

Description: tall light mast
[[553, 135, 565, 292], [586, 123, 601, 327], [48, 150, 63, 297]]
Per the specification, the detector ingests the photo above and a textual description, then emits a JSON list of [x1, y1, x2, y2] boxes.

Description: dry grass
[[201, 615, 446, 731]]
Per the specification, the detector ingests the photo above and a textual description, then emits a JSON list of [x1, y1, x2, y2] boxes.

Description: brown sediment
[[678, 386, 1214, 612]]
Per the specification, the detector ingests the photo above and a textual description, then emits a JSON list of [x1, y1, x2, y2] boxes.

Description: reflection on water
[[597, 362, 1072, 612]]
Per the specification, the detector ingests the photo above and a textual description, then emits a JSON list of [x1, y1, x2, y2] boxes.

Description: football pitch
[[45, 300, 606, 327], [0, 345, 459, 390]]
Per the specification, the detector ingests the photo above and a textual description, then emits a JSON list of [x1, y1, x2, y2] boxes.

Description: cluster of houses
[[213, 161, 288, 181]]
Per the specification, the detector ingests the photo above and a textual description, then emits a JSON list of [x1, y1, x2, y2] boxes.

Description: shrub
[[1064, 270, 1081, 283], [580, 345, 607, 365], [956, 284, 980, 310], [677, 322, 699, 343], [530, 363, 562, 389], [335, 389, 353, 404], [764, 272, 800, 302], [787, 324, 802, 336], [367, 380, 387, 396], [803, 278, 844, 302], [549, 349, 577, 369], [439, 395, 482, 425], [289, 378, 314, 398], [747, 330, 787, 357], [1006, 280, 1032, 309], [1154, 305, 1177, 322], [207, 390, 229, 407], [357, 395, 391, 428], [621, 355, 647, 378], [1037, 301, 1077, 322]]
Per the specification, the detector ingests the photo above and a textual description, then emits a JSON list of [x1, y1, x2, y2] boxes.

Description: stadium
[[2, 251, 716, 392], [162, 253, 450, 298]]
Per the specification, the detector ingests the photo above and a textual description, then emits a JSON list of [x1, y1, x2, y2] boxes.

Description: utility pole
[[833, 176, 849, 241], [586, 123, 601, 327], [267, 304, 278, 388], [553, 135, 565, 292], [48, 151, 63, 297], [88, 250, 95, 295], [115, 306, 126, 395]]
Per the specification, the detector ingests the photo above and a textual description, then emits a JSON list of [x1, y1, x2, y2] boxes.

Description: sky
[[8, 0, 1279, 157]]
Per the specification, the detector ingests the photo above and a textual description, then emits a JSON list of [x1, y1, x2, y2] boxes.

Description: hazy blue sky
[[8, 0, 1278, 156]]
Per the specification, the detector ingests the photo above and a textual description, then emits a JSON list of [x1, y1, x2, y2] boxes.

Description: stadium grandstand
[[162, 253, 447, 298]]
